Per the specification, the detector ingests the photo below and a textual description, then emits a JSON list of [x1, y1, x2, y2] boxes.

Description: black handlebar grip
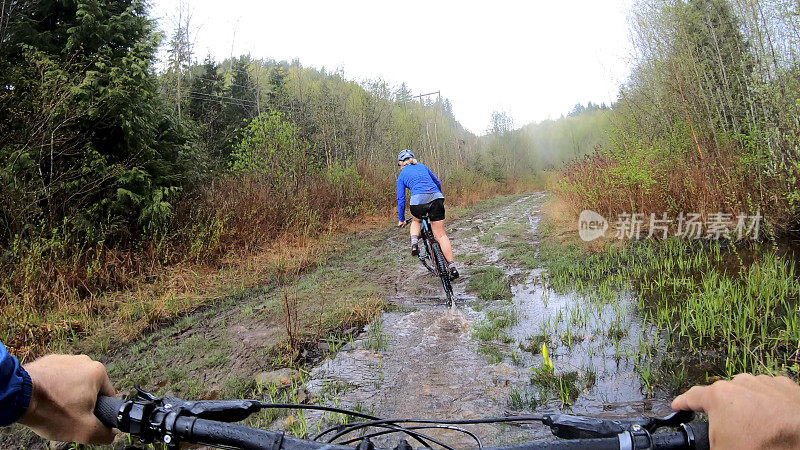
[[686, 422, 710, 450], [94, 395, 125, 429]]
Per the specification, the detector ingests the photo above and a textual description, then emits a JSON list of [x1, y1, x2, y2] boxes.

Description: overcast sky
[[149, 0, 634, 134]]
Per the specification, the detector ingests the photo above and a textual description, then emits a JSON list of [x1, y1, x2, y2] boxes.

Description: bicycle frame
[[417, 217, 436, 272], [410, 215, 454, 306]]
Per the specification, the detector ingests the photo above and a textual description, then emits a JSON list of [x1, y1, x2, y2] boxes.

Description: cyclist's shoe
[[411, 243, 419, 256], [449, 265, 460, 280]]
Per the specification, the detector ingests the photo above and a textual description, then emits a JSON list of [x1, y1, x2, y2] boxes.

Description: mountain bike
[[95, 388, 709, 449], [404, 215, 455, 307]]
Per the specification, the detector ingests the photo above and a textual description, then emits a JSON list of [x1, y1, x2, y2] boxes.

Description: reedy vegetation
[[535, 225, 800, 381], [542, 0, 800, 383]]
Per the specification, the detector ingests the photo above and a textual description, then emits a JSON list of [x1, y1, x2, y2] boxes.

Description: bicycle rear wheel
[[430, 240, 454, 307]]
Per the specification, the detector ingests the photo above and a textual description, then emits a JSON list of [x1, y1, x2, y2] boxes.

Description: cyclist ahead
[[395, 149, 459, 280]]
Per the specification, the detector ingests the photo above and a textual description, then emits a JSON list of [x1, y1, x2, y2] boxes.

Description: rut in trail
[[304, 193, 671, 448], [305, 195, 541, 447]]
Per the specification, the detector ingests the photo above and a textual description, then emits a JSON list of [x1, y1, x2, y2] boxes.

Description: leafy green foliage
[[230, 111, 307, 185], [556, 0, 800, 228]]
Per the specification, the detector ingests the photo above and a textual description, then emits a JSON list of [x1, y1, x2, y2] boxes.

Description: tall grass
[[535, 227, 800, 378]]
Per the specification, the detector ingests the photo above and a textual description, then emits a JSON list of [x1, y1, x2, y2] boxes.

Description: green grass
[[467, 266, 512, 301], [529, 367, 582, 406], [472, 308, 517, 342], [519, 334, 553, 354], [106, 324, 232, 398], [364, 317, 389, 351], [473, 307, 518, 364], [479, 343, 504, 364], [534, 218, 800, 385], [499, 241, 538, 269]]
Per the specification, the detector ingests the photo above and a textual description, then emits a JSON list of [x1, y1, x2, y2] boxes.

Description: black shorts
[[410, 198, 445, 221]]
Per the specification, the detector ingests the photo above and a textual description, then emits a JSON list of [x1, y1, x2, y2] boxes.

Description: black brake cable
[[258, 402, 380, 421], [338, 424, 483, 449], [318, 414, 545, 438], [322, 415, 550, 449], [318, 414, 546, 443], [259, 402, 434, 448], [320, 421, 454, 450]]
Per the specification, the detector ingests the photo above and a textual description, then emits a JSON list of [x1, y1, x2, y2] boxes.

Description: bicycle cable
[[337, 424, 484, 449]]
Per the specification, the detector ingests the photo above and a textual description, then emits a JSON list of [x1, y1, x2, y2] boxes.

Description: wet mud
[[304, 193, 673, 447]]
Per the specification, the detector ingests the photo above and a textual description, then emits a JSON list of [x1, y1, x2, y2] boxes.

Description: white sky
[[149, 0, 634, 134]]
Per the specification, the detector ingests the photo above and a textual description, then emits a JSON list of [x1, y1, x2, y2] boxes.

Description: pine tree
[[267, 65, 288, 112], [0, 0, 187, 244], [188, 56, 227, 166]]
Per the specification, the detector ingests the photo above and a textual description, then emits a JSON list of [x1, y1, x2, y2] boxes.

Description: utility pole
[[411, 90, 442, 174], [411, 91, 440, 104]]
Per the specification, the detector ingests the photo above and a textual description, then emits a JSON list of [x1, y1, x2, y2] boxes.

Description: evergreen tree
[[223, 55, 257, 126], [266, 65, 288, 112], [0, 0, 187, 244], [188, 56, 227, 166]]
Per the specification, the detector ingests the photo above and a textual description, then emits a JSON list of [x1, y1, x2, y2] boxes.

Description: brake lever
[[543, 410, 695, 439], [134, 385, 160, 402], [134, 387, 261, 422], [171, 399, 262, 422], [640, 410, 695, 432]]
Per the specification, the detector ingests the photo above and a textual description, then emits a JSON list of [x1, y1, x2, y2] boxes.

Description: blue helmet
[[397, 149, 415, 166]]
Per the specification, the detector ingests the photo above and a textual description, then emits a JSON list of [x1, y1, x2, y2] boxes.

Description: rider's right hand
[[19, 354, 117, 444], [672, 373, 800, 449]]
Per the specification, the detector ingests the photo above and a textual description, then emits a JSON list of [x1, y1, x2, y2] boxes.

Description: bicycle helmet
[[397, 149, 415, 166]]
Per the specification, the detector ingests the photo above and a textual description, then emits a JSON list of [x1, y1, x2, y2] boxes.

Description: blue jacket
[[396, 163, 443, 222], [0, 341, 32, 426]]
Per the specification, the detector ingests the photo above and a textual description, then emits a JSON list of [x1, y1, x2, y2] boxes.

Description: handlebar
[[94, 395, 123, 428], [95, 394, 709, 450], [95, 395, 353, 449]]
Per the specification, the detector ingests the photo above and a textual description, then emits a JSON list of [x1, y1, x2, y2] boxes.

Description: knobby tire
[[430, 240, 454, 307]]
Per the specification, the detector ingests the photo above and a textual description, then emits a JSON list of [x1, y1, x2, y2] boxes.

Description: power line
[[187, 90, 257, 107], [193, 76, 257, 91]]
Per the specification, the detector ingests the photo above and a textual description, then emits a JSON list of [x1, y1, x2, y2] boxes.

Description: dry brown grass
[[552, 143, 789, 231], [541, 194, 619, 253], [2, 167, 518, 362]]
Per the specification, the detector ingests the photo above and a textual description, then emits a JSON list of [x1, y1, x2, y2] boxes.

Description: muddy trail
[[302, 193, 671, 448], [1, 194, 672, 449]]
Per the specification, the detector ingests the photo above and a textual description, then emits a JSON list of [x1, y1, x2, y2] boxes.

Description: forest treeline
[[1, 0, 606, 356], [554, 0, 800, 232]]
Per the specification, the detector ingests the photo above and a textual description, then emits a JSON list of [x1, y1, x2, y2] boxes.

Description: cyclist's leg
[[430, 220, 454, 263], [410, 217, 422, 237], [409, 217, 422, 255]]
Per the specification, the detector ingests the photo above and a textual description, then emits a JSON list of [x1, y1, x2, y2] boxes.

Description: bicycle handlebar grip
[[94, 395, 125, 429]]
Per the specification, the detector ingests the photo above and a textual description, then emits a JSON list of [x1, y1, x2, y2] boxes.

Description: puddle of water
[[509, 271, 671, 417]]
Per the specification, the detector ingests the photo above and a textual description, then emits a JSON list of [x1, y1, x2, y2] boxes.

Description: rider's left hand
[[19, 354, 117, 444], [398, 221, 406, 228]]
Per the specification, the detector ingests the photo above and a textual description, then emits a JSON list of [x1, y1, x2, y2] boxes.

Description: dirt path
[[303, 193, 672, 448]]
